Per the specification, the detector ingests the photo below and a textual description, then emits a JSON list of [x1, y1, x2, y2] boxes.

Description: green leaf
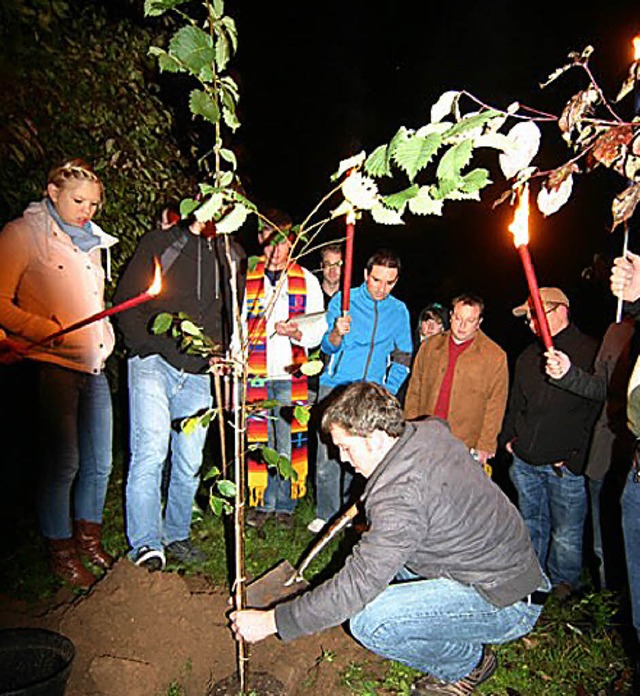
[[180, 198, 199, 217], [209, 495, 223, 516], [436, 139, 474, 182], [300, 359, 323, 377], [219, 148, 237, 169], [211, 0, 224, 19], [408, 186, 444, 216], [260, 446, 280, 468], [392, 133, 442, 181], [459, 168, 491, 194], [222, 106, 240, 132], [364, 144, 391, 178], [194, 192, 223, 221], [387, 127, 411, 171], [181, 416, 200, 435], [148, 47, 183, 73], [217, 479, 237, 497], [144, 0, 189, 17], [214, 29, 230, 71], [189, 89, 220, 125], [151, 312, 174, 334], [277, 455, 296, 481], [221, 16, 238, 53], [216, 203, 248, 234], [293, 404, 311, 426], [203, 465, 221, 481], [443, 110, 501, 140], [169, 26, 215, 75], [248, 255, 260, 272], [180, 319, 202, 336], [381, 184, 419, 211]]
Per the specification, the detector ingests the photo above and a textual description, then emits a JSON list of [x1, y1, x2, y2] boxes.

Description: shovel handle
[[286, 503, 360, 585]]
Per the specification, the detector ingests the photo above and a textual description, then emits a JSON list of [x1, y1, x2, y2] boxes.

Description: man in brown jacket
[[405, 293, 508, 467]]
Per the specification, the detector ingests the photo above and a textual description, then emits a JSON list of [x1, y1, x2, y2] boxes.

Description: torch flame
[[509, 185, 530, 247], [634, 35, 640, 61], [148, 258, 162, 296]]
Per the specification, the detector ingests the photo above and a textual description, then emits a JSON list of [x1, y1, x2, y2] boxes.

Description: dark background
[[221, 2, 638, 358]]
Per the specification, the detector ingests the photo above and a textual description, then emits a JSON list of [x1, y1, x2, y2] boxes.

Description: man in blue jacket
[[308, 249, 412, 533]]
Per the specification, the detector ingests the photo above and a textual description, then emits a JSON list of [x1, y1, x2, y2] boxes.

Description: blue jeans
[[314, 384, 353, 521], [510, 455, 586, 587], [37, 363, 113, 539], [623, 468, 640, 641], [350, 569, 546, 682], [259, 379, 297, 515], [126, 355, 212, 555]]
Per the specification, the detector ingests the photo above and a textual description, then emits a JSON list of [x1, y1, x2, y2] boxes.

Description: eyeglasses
[[322, 260, 343, 269], [524, 303, 561, 324]]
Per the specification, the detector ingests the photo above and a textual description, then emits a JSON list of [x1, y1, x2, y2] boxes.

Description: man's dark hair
[[451, 292, 485, 318], [365, 249, 401, 274], [321, 244, 344, 259], [321, 382, 406, 438]]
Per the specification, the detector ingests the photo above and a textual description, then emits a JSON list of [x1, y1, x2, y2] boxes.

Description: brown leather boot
[[73, 520, 114, 569], [48, 538, 96, 590]]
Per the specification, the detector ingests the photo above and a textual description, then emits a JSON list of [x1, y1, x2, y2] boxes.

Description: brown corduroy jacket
[[404, 330, 508, 454]]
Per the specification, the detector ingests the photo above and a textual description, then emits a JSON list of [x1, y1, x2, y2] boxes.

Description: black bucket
[[0, 628, 75, 696]]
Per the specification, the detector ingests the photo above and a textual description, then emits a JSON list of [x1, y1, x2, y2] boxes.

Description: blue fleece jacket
[[320, 283, 412, 394]]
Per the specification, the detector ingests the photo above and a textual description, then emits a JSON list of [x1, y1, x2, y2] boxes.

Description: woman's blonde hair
[[46, 158, 104, 201]]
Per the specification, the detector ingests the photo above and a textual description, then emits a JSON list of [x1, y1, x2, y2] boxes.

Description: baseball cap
[[512, 287, 570, 317]]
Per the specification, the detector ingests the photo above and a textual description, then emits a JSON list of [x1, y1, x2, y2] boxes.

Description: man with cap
[[500, 287, 601, 598]]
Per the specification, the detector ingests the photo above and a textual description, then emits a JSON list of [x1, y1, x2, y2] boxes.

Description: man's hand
[[544, 348, 571, 380], [275, 320, 302, 343], [230, 609, 277, 643], [611, 252, 640, 302], [474, 449, 494, 465], [329, 315, 351, 347]]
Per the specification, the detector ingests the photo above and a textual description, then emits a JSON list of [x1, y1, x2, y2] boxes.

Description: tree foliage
[[0, 0, 195, 290]]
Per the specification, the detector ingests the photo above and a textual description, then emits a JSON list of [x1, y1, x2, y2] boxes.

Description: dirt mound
[[0, 560, 383, 695]]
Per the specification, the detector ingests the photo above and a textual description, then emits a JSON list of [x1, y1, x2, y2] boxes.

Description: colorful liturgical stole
[[245, 259, 309, 507]]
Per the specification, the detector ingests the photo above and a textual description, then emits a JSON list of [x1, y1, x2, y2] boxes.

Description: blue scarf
[[45, 198, 101, 252]]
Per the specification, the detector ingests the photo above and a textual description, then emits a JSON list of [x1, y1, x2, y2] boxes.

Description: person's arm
[[544, 349, 606, 402], [113, 232, 158, 347], [404, 341, 428, 420], [385, 304, 413, 395], [230, 608, 277, 644], [475, 350, 509, 460], [498, 353, 525, 452], [288, 271, 327, 349], [320, 293, 345, 355], [0, 222, 61, 341]]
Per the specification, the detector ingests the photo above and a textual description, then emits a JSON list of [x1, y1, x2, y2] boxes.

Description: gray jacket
[[275, 419, 542, 642]]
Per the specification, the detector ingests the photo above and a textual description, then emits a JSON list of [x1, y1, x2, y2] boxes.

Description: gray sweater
[[275, 419, 542, 642]]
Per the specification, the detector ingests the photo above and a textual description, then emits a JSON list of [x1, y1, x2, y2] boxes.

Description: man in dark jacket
[[500, 287, 601, 597], [232, 382, 546, 695], [114, 218, 245, 570]]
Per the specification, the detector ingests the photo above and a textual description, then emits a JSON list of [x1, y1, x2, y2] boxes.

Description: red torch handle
[[27, 291, 154, 351], [517, 244, 554, 350], [341, 219, 355, 315]]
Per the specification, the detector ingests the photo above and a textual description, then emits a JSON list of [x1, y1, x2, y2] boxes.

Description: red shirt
[[433, 336, 474, 419]]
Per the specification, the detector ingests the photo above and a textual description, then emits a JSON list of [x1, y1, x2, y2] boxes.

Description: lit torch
[[509, 185, 554, 350], [28, 258, 163, 350]]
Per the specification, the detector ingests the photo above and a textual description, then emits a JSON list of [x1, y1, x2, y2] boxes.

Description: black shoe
[[411, 648, 497, 695], [132, 545, 166, 572], [275, 513, 294, 530], [165, 539, 207, 565], [246, 509, 272, 530]]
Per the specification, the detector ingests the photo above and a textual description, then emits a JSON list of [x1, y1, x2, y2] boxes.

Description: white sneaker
[[307, 518, 326, 534]]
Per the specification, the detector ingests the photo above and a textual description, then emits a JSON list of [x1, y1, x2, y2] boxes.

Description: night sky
[[227, 2, 638, 356]]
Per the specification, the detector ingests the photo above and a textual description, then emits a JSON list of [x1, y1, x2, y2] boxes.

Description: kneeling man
[[231, 382, 547, 694]]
